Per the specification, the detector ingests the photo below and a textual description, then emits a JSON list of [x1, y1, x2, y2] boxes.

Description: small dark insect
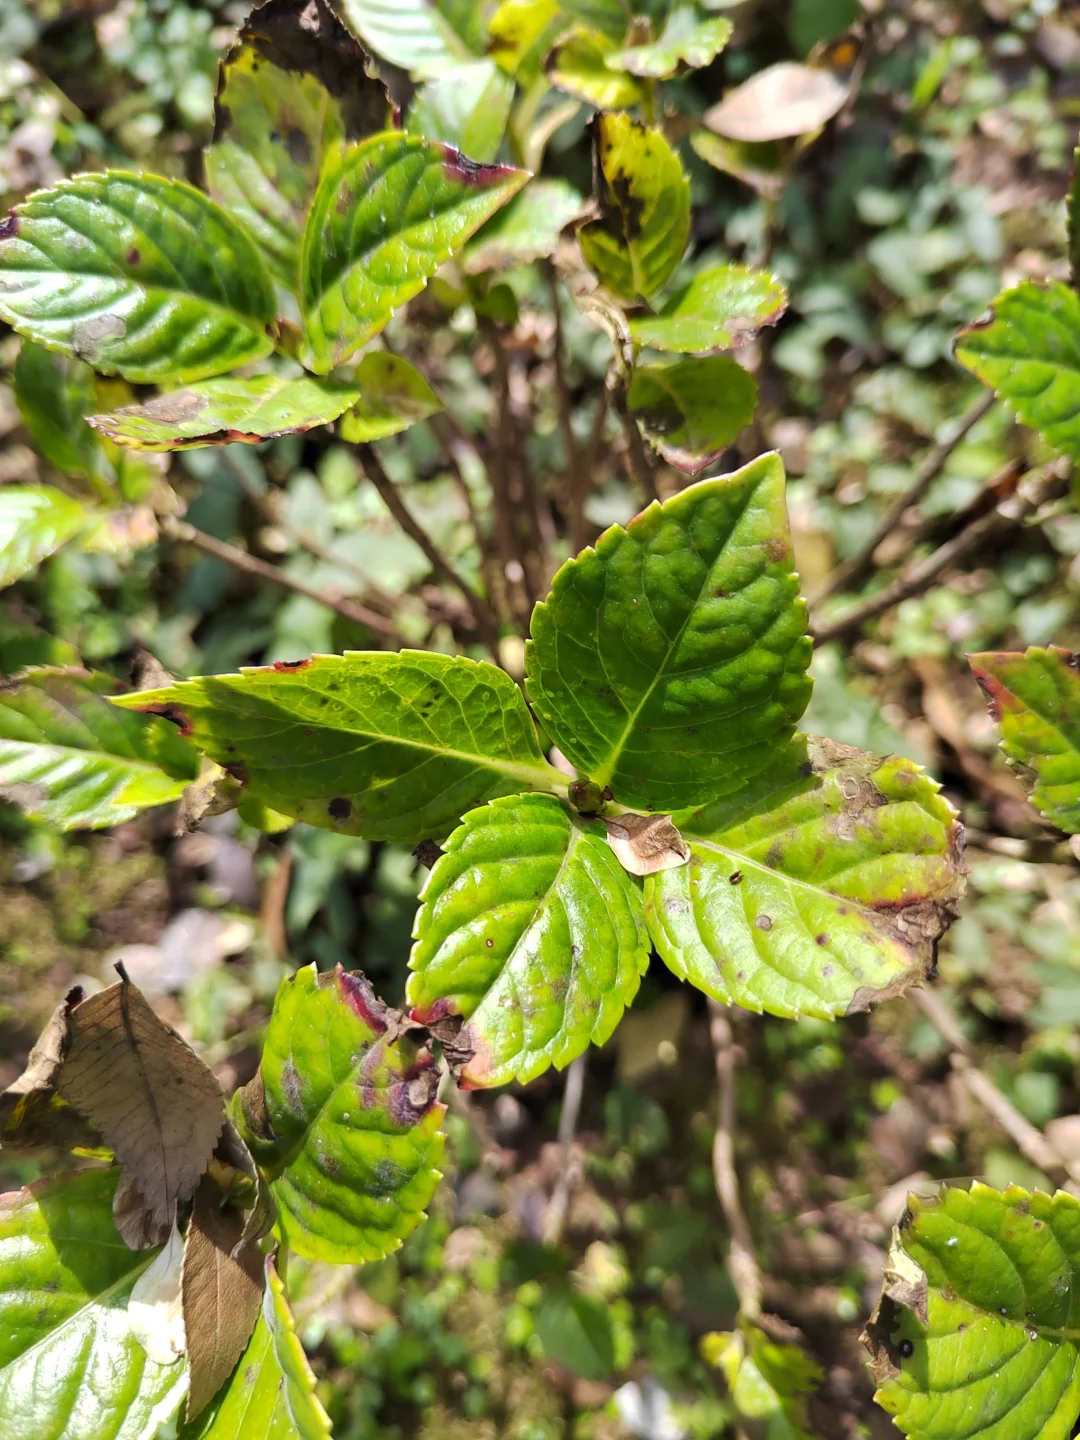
[[729, 871, 743, 885], [898, 1339, 914, 1359]]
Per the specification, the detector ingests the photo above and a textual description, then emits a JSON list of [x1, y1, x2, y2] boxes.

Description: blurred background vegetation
[[2, 0, 1079, 1435]]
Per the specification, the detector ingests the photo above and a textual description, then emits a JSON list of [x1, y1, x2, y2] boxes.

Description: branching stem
[[543, 1053, 587, 1245], [707, 1000, 762, 1319]]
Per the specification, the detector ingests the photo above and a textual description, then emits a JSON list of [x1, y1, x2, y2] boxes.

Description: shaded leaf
[[548, 28, 644, 110], [408, 793, 650, 1087], [56, 974, 226, 1246], [299, 132, 528, 372], [703, 1321, 822, 1438], [181, 1174, 264, 1421], [578, 113, 690, 302], [88, 373, 365, 452], [560, 0, 628, 42], [534, 1287, 615, 1381], [690, 129, 786, 200], [206, 0, 392, 294], [0, 484, 89, 588], [629, 263, 788, 353], [0, 173, 277, 383], [179, 1257, 330, 1440], [232, 965, 445, 1263], [628, 354, 757, 475], [0, 1166, 187, 1440], [464, 178, 588, 273], [704, 60, 849, 141], [954, 281, 1080, 462], [612, 8, 732, 78], [339, 0, 474, 76], [0, 667, 198, 830], [112, 650, 559, 844], [408, 59, 515, 165], [526, 455, 812, 812], [0, 986, 103, 1152], [14, 341, 109, 482], [604, 811, 690, 877], [645, 736, 964, 1020], [338, 351, 444, 441], [969, 645, 1080, 834], [865, 1183, 1080, 1440]]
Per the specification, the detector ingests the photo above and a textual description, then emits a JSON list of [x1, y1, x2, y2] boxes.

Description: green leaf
[[955, 280, 1080, 461], [232, 964, 445, 1264], [968, 645, 1080, 834], [578, 114, 690, 302], [338, 0, 475, 75], [489, 0, 564, 86], [464, 178, 587, 273], [111, 650, 560, 843], [866, 1182, 1080, 1440], [0, 484, 89, 587], [629, 263, 788, 353], [0, 667, 198, 829], [645, 736, 964, 1020], [560, 0, 629, 42], [534, 1287, 615, 1381], [548, 30, 644, 114], [179, 1258, 330, 1440], [408, 793, 649, 1087], [408, 59, 515, 165], [704, 1321, 822, 1439], [14, 341, 110, 483], [337, 351, 444, 442], [612, 9, 732, 78], [205, 0, 392, 296], [525, 454, 812, 812], [88, 373, 365, 452], [627, 355, 757, 475], [0, 173, 277, 383], [0, 1166, 187, 1440], [299, 132, 528, 372], [690, 130, 786, 200]]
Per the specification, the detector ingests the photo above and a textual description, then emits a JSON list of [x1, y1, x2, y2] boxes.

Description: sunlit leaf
[[489, 0, 564, 86], [704, 60, 849, 141], [88, 373, 365, 452], [627, 355, 757, 475], [339, 0, 474, 75], [548, 29, 644, 111], [629, 263, 788, 353], [14, 341, 110, 483], [865, 1182, 1080, 1440], [969, 645, 1080, 835], [0, 1166, 187, 1440], [0, 667, 198, 829], [0, 173, 277, 383], [337, 352, 443, 442], [408, 59, 515, 165], [578, 114, 690, 303], [299, 132, 528, 372], [464, 178, 587, 272], [703, 1321, 822, 1438], [954, 280, 1080, 462], [408, 793, 650, 1087], [612, 9, 732, 78], [0, 484, 89, 588], [112, 650, 560, 843], [232, 965, 444, 1263], [205, 0, 392, 295], [645, 736, 965, 1020], [526, 454, 812, 811], [179, 1258, 330, 1440]]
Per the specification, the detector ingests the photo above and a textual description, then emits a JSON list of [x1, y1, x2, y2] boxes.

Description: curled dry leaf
[[0, 986, 101, 1151], [55, 971, 226, 1247], [128, 1222, 186, 1367], [604, 813, 690, 877], [704, 62, 850, 142]]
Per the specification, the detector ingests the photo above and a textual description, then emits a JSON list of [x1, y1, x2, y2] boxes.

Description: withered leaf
[[129, 1220, 187, 1366], [55, 972, 225, 1247], [605, 812, 691, 877], [0, 986, 102, 1152], [182, 1171, 266, 1420]]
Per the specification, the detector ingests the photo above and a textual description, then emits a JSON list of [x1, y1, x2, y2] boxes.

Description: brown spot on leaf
[[134, 702, 194, 737], [273, 657, 311, 670], [442, 145, 518, 188], [328, 796, 352, 820]]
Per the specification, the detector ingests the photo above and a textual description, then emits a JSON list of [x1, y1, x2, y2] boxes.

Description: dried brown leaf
[[55, 972, 225, 1247], [0, 986, 102, 1151], [605, 813, 690, 876], [704, 62, 849, 142]]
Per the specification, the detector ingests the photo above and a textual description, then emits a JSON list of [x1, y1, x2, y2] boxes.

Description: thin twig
[[911, 987, 1080, 1188], [811, 461, 1068, 646], [542, 1053, 587, 1245], [811, 391, 997, 605], [356, 444, 501, 656], [162, 517, 407, 642], [544, 263, 589, 550], [707, 1000, 762, 1319], [610, 371, 659, 505]]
